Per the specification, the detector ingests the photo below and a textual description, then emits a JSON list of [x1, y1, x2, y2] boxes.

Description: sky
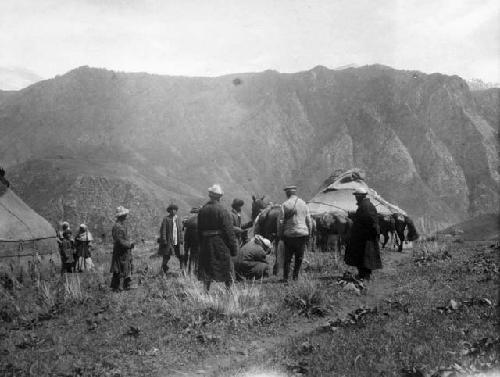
[[0, 0, 498, 87]]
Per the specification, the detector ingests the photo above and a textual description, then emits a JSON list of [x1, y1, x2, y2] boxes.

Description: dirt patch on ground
[[174, 250, 412, 376]]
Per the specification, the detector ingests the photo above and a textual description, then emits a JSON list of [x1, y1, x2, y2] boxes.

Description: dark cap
[[231, 198, 245, 208], [167, 204, 179, 212], [283, 185, 297, 192]]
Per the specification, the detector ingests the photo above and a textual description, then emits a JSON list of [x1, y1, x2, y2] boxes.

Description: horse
[[253, 203, 281, 243], [253, 203, 282, 276], [251, 195, 268, 221], [314, 211, 352, 265], [378, 213, 397, 249], [393, 214, 419, 252]]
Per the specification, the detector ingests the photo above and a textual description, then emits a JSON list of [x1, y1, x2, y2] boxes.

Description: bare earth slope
[[0, 65, 498, 237]]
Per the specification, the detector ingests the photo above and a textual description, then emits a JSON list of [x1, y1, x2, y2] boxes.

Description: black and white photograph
[[0, 1, 498, 376]]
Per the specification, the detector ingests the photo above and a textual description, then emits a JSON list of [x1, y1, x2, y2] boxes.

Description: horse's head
[[405, 216, 419, 241], [251, 195, 268, 221], [254, 203, 281, 242]]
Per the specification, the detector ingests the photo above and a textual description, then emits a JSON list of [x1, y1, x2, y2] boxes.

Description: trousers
[[283, 236, 308, 281]]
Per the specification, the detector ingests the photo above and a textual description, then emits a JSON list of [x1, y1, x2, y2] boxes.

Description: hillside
[[438, 213, 500, 241], [0, 65, 498, 237]]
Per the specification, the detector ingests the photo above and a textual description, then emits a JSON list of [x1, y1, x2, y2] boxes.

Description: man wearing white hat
[[110, 205, 136, 291], [197, 184, 238, 291], [234, 235, 272, 280], [344, 188, 382, 281]]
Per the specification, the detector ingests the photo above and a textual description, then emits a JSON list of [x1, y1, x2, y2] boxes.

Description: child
[[75, 224, 95, 271], [59, 229, 75, 273]]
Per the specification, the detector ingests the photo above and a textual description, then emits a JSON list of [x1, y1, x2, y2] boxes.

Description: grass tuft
[[63, 274, 87, 304], [171, 276, 271, 319], [283, 274, 326, 316], [38, 281, 56, 309]]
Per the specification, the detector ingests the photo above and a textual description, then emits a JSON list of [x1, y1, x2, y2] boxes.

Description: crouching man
[[234, 235, 272, 281]]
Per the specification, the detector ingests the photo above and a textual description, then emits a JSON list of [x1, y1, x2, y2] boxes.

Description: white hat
[[255, 234, 272, 249], [115, 205, 130, 217], [353, 187, 368, 196], [208, 184, 223, 197], [79, 223, 87, 229]]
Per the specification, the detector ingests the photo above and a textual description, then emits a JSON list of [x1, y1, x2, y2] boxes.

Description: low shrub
[[283, 275, 326, 316]]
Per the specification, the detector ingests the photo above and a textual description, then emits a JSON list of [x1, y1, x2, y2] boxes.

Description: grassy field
[[0, 240, 498, 377]]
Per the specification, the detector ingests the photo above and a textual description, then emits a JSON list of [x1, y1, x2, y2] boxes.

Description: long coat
[[234, 238, 269, 280], [183, 215, 199, 249], [75, 230, 93, 259], [158, 215, 183, 256], [345, 197, 382, 270], [197, 200, 238, 282], [110, 220, 133, 278]]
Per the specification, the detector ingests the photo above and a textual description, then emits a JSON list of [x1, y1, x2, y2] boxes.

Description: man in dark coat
[[197, 184, 238, 291], [234, 235, 272, 280], [110, 206, 136, 291], [159, 204, 184, 273], [345, 188, 382, 281], [230, 198, 253, 246], [183, 207, 200, 275]]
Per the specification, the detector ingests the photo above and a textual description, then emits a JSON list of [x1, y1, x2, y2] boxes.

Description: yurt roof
[[0, 183, 56, 242], [308, 169, 407, 217]]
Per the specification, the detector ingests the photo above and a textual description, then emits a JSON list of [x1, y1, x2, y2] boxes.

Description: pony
[[314, 211, 352, 264], [393, 214, 419, 252], [253, 203, 281, 243], [378, 213, 397, 249], [251, 195, 268, 221]]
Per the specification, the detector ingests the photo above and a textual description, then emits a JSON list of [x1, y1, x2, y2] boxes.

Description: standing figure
[[279, 185, 312, 282], [59, 229, 75, 273], [344, 188, 382, 281], [110, 206, 136, 291], [197, 184, 238, 292], [230, 198, 253, 246], [183, 207, 200, 275], [75, 224, 94, 271], [57, 221, 71, 253], [56, 221, 71, 243], [0, 166, 10, 188], [159, 204, 184, 273]]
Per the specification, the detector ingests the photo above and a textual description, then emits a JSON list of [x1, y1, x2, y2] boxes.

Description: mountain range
[[0, 64, 498, 239]]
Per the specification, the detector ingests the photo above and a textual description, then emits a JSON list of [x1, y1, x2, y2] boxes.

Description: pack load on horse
[[313, 211, 352, 262], [308, 169, 419, 253]]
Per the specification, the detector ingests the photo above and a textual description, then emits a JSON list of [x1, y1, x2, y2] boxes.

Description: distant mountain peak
[[0, 66, 44, 90]]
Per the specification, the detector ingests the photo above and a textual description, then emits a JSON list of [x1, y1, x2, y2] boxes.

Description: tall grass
[[166, 276, 272, 319], [38, 281, 56, 308], [64, 274, 87, 303]]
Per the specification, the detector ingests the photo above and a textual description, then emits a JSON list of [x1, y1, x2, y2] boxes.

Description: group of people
[[59, 182, 382, 292], [57, 222, 95, 273]]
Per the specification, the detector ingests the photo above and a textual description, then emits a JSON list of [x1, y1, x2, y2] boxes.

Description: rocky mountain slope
[[0, 65, 497, 238]]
